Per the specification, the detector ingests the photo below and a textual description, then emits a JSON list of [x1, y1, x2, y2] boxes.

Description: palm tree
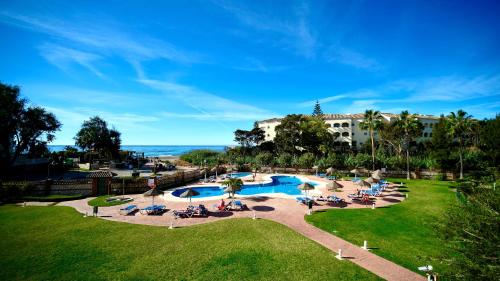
[[359, 110, 383, 171], [395, 111, 424, 180], [447, 110, 473, 179], [221, 178, 243, 199]]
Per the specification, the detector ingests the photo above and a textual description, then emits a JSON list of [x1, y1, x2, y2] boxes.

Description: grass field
[[0, 205, 380, 281], [87, 195, 132, 207], [306, 179, 456, 277]]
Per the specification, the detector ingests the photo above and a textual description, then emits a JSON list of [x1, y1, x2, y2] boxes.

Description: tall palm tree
[[359, 110, 383, 171], [447, 110, 473, 179], [395, 111, 424, 180]]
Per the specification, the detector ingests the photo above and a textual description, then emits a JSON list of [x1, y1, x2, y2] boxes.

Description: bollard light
[[336, 249, 343, 260], [169, 221, 174, 229], [371, 203, 375, 209], [362, 240, 368, 250], [252, 211, 257, 220]]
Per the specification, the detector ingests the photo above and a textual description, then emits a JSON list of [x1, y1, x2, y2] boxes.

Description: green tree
[[440, 183, 499, 280], [255, 152, 273, 167], [359, 109, 383, 171], [221, 178, 243, 199], [276, 153, 293, 173], [447, 110, 473, 179], [74, 116, 121, 161], [479, 115, 500, 166], [395, 111, 424, 179], [312, 100, 323, 118], [297, 152, 316, 169], [233, 122, 265, 155], [0, 83, 61, 172], [430, 116, 454, 169], [274, 115, 303, 156]]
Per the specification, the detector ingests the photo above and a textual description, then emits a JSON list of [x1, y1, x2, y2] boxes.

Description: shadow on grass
[[382, 198, 403, 203]]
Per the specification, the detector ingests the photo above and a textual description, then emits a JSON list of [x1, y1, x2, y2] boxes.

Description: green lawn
[[0, 205, 380, 281], [87, 195, 132, 207], [306, 179, 456, 277]]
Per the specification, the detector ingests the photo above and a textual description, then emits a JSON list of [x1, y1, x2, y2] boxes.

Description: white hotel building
[[256, 113, 440, 149]]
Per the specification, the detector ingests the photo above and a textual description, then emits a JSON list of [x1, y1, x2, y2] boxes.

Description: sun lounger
[[140, 205, 166, 215], [173, 209, 194, 218], [296, 196, 314, 204], [327, 195, 345, 204], [119, 204, 138, 215]]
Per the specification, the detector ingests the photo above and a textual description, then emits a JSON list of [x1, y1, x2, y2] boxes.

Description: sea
[[48, 145, 228, 157]]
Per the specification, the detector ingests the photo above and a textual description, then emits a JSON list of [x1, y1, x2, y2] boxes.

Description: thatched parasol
[[365, 177, 376, 184], [179, 188, 200, 203], [143, 188, 164, 205], [298, 182, 315, 198], [327, 181, 342, 191], [357, 180, 371, 188], [326, 167, 335, 175]]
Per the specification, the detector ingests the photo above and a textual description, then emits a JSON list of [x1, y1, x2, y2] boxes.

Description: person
[[93, 206, 98, 217], [217, 199, 226, 210]]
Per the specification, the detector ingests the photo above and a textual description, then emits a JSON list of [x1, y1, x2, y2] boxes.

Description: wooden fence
[[1, 169, 214, 197]]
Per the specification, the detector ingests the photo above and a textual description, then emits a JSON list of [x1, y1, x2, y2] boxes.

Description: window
[[364, 132, 367, 135], [424, 132, 428, 137], [351, 141, 357, 147], [429, 123, 433, 128], [352, 123, 355, 126], [352, 132, 355, 136], [333, 132, 340, 137], [267, 134, 270, 137], [360, 142, 363, 145], [342, 122, 349, 128], [341, 132, 349, 137], [333, 123, 340, 128], [430, 133, 433, 137]]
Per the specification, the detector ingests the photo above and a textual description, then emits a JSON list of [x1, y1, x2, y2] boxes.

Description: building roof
[[256, 112, 440, 123]]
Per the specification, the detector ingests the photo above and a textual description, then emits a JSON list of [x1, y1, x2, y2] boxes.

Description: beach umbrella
[[326, 167, 335, 175], [327, 181, 342, 191], [350, 168, 361, 179], [143, 188, 164, 205], [298, 182, 315, 198], [371, 173, 381, 180], [372, 169, 383, 179], [365, 177, 376, 184], [357, 180, 371, 188], [179, 188, 200, 203]]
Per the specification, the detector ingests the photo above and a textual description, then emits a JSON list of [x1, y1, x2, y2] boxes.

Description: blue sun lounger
[[140, 205, 166, 215], [119, 204, 138, 215]]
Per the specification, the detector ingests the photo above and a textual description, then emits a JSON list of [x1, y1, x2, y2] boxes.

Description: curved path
[[59, 177, 424, 281]]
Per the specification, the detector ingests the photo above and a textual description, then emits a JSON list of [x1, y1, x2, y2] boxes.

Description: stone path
[[58, 177, 425, 281]]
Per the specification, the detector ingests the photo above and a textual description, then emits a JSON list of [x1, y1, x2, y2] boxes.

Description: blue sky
[[1, 0, 499, 145]]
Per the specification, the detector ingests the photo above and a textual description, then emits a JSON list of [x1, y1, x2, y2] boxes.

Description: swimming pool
[[227, 172, 252, 178], [171, 175, 318, 198]]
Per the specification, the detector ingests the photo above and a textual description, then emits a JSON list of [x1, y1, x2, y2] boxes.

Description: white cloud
[[212, 0, 316, 58], [299, 89, 378, 107], [38, 43, 104, 78], [0, 11, 200, 77], [324, 46, 381, 71], [138, 78, 277, 121]]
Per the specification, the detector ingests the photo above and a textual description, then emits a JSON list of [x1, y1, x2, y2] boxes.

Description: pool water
[[228, 172, 252, 178], [172, 175, 317, 198]]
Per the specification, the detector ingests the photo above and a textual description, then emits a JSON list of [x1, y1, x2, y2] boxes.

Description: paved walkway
[[59, 177, 424, 281]]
